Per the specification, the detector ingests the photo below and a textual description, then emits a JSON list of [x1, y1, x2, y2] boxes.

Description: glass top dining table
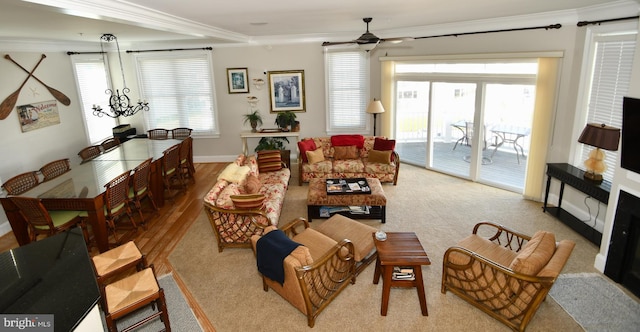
[[0, 138, 184, 252]]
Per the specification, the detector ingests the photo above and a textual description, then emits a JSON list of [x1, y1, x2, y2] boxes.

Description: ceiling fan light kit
[[322, 17, 412, 52]]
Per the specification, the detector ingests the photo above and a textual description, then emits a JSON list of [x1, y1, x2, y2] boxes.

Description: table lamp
[[366, 99, 385, 136], [578, 123, 620, 182]]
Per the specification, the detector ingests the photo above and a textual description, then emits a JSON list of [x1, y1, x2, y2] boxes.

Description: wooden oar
[[5, 54, 71, 106], [0, 54, 45, 120]]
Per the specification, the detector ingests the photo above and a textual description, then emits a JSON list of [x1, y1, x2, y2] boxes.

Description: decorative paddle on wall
[[0, 54, 45, 120], [5, 54, 71, 107]]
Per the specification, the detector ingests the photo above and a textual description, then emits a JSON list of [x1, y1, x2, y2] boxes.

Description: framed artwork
[[227, 67, 249, 93], [17, 100, 60, 132], [268, 70, 305, 112]]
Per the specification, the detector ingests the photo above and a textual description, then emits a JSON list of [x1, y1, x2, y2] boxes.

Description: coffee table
[[372, 232, 431, 316], [306, 178, 387, 223]]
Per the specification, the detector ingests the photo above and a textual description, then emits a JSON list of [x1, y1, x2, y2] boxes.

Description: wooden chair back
[[100, 137, 121, 151], [130, 158, 158, 221], [2, 171, 39, 195], [179, 137, 195, 180], [104, 170, 132, 220], [8, 196, 83, 242], [147, 128, 169, 140], [171, 127, 192, 139], [78, 145, 102, 163], [40, 158, 71, 182], [162, 144, 185, 196]]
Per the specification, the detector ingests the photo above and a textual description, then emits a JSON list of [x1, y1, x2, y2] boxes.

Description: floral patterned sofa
[[297, 135, 400, 186], [204, 153, 290, 252]]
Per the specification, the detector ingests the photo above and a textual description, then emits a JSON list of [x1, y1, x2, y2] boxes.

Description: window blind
[[582, 34, 636, 180], [135, 52, 218, 136], [325, 49, 369, 132]]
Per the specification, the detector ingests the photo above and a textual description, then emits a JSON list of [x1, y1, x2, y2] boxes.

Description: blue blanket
[[256, 230, 302, 285]]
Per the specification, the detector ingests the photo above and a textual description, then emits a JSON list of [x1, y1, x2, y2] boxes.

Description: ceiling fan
[[322, 17, 413, 52]]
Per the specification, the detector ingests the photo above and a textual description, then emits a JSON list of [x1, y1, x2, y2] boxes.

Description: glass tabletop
[[94, 138, 182, 162]]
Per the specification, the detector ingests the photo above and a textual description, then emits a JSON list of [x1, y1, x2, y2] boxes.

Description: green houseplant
[[243, 110, 263, 132], [254, 136, 291, 168], [275, 111, 297, 131]]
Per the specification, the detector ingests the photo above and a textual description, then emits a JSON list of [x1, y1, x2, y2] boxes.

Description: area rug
[[549, 273, 640, 332], [102, 273, 203, 331]]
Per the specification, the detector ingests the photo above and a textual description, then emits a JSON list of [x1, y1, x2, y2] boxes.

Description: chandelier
[[92, 33, 149, 118]]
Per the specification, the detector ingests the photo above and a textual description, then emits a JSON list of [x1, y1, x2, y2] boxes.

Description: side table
[[372, 232, 431, 316]]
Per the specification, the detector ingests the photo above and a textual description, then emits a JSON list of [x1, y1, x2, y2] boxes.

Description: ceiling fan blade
[[322, 41, 357, 46], [381, 36, 414, 44]]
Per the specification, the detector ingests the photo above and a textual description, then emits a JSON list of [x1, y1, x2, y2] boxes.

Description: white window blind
[[325, 49, 369, 132], [135, 52, 218, 136], [582, 34, 636, 180], [71, 55, 117, 144]]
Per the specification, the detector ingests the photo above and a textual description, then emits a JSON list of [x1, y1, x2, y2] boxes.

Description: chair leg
[[158, 288, 171, 332], [105, 313, 118, 332]]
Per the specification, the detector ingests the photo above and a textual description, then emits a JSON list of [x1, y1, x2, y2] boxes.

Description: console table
[[543, 163, 611, 245], [240, 131, 300, 155]]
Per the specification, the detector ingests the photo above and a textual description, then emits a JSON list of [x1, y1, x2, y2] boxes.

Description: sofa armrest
[[204, 201, 271, 252], [280, 217, 310, 237], [472, 221, 532, 252], [392, 151, 400, 185]]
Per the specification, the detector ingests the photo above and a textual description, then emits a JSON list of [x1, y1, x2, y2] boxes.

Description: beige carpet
[[169, 164, 603, 331]]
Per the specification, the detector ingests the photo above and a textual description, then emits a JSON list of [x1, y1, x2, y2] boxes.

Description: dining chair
[[39, 158, 71, 182], [178, 137, 195, 182], [1, 171, 40, 195], [104, 170, 137, 245], [171, 127, 192, 139], [147, 128, 169, 140], [78, 145, 102, 163], [162, 144, 185, 198], [129, 158, 158, 224], [8, 196, 87, 242], [101, 137, 121, 152], [99, 264, 171, 332]]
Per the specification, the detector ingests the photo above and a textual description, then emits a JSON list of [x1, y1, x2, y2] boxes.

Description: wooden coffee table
[[372, 232, 431, 316], [306, 178, 387, 222]]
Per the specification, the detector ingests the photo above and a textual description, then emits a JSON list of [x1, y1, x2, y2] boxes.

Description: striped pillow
[[230, 194, 266, 209], [257, 150, 282, 172]]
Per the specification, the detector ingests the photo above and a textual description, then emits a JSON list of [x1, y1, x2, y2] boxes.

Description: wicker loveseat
[[441, 222, 575, 332], [297, 135, 400, 186], [204, 153, 290, 252]]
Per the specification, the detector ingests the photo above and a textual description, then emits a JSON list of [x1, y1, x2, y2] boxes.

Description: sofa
[[250, 215, 377, 327], [204, 152, 291, 252], [441, 222, 575, 332], [297, 135, 400, 186]]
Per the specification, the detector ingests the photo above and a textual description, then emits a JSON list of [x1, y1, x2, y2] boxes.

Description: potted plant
[[254, 136, 291, 168], [243, 110, 263, 132], [275, 111, 297, 131]]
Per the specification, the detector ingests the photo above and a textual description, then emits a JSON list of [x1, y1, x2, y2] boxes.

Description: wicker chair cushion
[[293, 228, 337, 262], [509, 230, 556, 276], [314, 214, 376, 262], [452, 234, 518, 267]]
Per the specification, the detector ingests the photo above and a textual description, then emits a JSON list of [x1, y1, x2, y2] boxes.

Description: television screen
[[621, 97, 640, 174]]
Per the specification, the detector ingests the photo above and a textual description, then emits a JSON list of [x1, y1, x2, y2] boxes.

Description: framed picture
[[227, 68, 249, 93], [17, 100, 60, 132], [268, 70, 305, 112]]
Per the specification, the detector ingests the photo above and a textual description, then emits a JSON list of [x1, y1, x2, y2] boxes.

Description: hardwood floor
[[0, 162, 226, 332]]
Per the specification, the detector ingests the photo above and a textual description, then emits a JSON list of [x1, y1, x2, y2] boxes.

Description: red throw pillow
[[331, 135, 364, 149], [374, 138, 396, 161], [297, 139, 317, 163]]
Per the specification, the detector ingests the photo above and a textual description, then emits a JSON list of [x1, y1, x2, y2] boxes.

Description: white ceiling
[[0, 0, 636, 49]]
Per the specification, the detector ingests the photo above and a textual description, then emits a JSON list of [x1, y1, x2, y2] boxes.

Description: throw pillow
[[234, 154, 247, 166], [230, 194, 266, 209], [331, 134, 365, 149], [306, 148, 325, 164], [373, 138, 396, 161], [333, 145, 359, 160], [368, 149, 392, 164], [217, 163, 251, 185], [244, 174, 261, 194], [257, 150, 282, 173], [509, 231, 556, 276], [297, 139, 317, 163]]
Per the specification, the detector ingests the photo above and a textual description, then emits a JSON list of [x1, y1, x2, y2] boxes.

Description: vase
[[251, 120, 258, 132]]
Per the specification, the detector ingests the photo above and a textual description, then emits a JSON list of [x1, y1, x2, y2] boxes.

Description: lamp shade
[[578, 123, 621, 151], [366, 100, 385, 114]]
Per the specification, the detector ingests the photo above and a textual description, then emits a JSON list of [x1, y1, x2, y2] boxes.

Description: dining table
[[0, 138, 186, 253]]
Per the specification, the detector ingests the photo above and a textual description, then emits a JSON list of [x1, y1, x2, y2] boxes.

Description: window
[[325, 48, 369, 132], [70, 55, 118, 144], [578, 26, 636, 181], [135, 51, 219, 136]]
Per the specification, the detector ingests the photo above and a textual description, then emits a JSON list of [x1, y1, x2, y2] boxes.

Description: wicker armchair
[[251, 218, 356, 328], [441, 222, 575, 332]]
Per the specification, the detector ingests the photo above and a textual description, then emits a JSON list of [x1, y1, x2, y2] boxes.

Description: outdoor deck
[[396, 141, 528, 192]]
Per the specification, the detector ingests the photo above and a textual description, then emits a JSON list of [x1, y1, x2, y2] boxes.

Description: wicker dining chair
[[39, 158, 71, 182], [171, 127, 193, 139], [2, 171, 40, 195], [8, 196, 86, 242], [129, 158, 158, 224], [147, 129, 169, 140], [103, 170, 137, 245], [101, 137, 121, 152], [178, 137, 195, 182], [162, 144, 185, 198], [78, 145, 102, 163]]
